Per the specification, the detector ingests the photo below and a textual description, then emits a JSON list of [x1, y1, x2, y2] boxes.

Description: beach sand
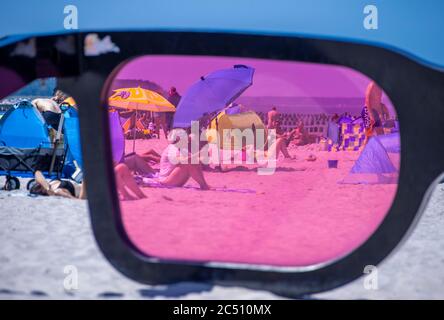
[[121, 137, 398, 267], [0, 175, 443, 299]]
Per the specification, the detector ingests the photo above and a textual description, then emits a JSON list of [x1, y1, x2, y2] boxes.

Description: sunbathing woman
[[30, 171, 87, 199], [31, 164, 146, 201]]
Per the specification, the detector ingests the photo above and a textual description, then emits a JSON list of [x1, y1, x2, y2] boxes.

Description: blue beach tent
[[0, 101, 83, 183], [377, 133, 401, 153], [63, 116, 83, 178], [0, 101, 51, 148], [342, 135, 400, 184]]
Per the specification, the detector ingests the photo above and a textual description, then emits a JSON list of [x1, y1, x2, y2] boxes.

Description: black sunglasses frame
[[1, 31, 444, 298]]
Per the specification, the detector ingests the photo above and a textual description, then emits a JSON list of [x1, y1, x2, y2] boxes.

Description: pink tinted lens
[[107, 56, 400, 267]]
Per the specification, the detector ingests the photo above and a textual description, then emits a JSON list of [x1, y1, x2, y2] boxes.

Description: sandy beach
[[121, 137, 398, 267], [0, 174, 443, 299]]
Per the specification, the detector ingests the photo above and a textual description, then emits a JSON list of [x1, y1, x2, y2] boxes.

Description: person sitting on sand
[[230, 135, 295, 170], [120, 152, 158, 176], [114, 163, 147, 200], [263, 127, 296, 161], [279, 127, 301, 147], [30, 171, 87, 199], [157, 130, 210, 190], [263, 136, 296, 160], [138, 149, 161, 164]]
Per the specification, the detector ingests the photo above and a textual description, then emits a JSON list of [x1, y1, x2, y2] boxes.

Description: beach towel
[[140, 177, 256, 194]]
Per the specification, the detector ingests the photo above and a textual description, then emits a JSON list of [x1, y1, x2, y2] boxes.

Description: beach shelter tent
[[377, 133, 400, 153], [341, 135, 399, 184], [208, 111, 266, 149], [0, 101, 51, 148], [224, 103, 245, 115]]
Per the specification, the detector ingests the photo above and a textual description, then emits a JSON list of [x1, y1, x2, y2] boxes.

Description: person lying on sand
[[216, 135, 296, 172], [30, 171, 87, 199], [114, 163, 146, 200], [32, 98, 62, 131], [157, 130, 210, 190]]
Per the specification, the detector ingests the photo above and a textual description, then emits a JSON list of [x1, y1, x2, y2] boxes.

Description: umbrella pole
[[215, 117, 222, 172], [133, 108, 137, 153]]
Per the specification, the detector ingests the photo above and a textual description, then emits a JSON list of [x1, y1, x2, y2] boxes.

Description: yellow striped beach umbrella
[[108, 87, 175, 112]]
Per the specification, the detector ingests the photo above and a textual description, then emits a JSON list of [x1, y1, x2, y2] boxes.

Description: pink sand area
[[120, 138, 398, 267]]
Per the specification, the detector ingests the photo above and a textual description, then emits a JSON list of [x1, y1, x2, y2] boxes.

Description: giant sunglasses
[[1, 31, 443, 298]]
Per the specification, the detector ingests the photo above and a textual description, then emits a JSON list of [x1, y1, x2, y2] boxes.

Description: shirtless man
[[267, 107, 279, 130], [32, 98, 62, 130]]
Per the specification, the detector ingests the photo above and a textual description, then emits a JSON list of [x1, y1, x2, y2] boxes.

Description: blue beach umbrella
[[173, 65, 255, 128]]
